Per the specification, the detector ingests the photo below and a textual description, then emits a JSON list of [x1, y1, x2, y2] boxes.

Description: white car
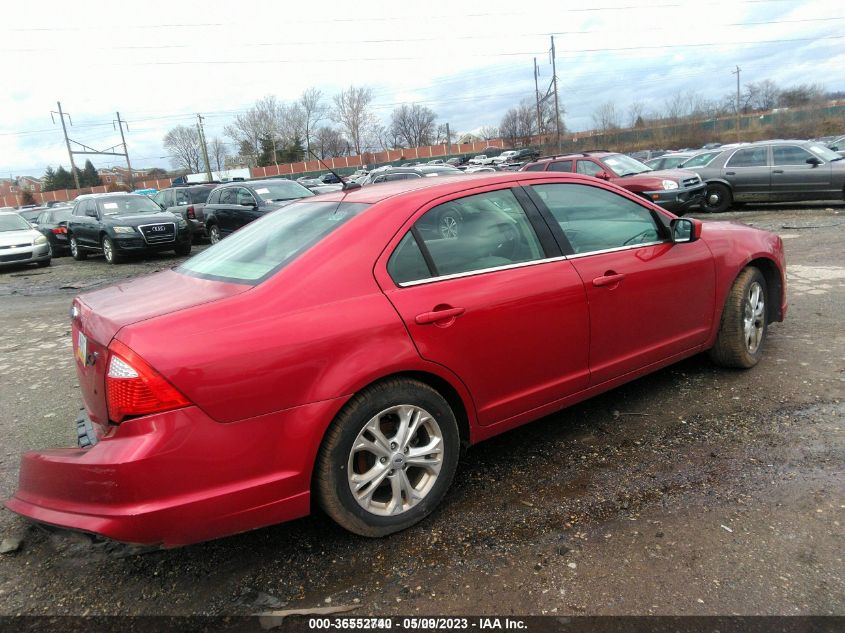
[[492, 151, 518, 165], [468, 154, 494, 165], [0, 211, 51, 268]]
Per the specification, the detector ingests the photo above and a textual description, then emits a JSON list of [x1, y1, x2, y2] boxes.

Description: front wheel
[[102, 236, 122, 265], [709, 266, 768, 368], [315, 379, 460, 537], [69, 235, 87, 261], [702, 183, 732, 213]]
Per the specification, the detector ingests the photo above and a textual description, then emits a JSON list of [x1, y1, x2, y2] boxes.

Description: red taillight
[[52, 226, 67, 234], [106, 340, 190, 423], [186, 205, 196, 219]]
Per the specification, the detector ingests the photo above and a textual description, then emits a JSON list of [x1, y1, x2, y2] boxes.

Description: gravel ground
[[0, 204, 842, 616]]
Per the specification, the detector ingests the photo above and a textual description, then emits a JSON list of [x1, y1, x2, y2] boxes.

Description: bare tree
[[209, 137, 228, 171], [332, 85, 375, 156], [298, 88, 328, 155], [163, 125, 202, 173], [592, 101, 620, 132], [499, 100, 536, 146], [224, 95, 285, 166], [390, 103, 438, 148], [478, 125, 499, 140], [778, 83, 825, 108], [314, 126, 348, 158], [628, 101, 646, 129]]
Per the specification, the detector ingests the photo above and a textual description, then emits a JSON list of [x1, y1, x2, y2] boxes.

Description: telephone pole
[[534, 57, 543, 142], [732, 65, 741, 142], [445, 122, 451, 155], [550, 36, 562, 152], [114, 112, 134, 190], [51, 101, 80, 190], [196, 113, 213, 181]]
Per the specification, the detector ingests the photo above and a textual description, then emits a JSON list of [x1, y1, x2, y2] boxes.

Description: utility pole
[[445, 122, 451, 155], [52, 101, 80, 190], [114, 112, 134, 190], [534, 57, 543, 142], [732, 65, 741, 142], [196, 113, 213, 181], [550, 36, 562, 152]]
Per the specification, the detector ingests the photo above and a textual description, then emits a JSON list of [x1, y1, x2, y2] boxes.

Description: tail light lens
[[52, 226, 67, 234], [186, 206, 196, 219], [106, 340, 190, 423]]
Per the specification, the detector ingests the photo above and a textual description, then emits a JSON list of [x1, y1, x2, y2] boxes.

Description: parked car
[[427, 159, 445, 165], [827, 135, 845, 157], [152, 184, 216, 241], [468, 154, 494, 166], [67, 193, 192, 264], [203, 179, 315, 243], [491, 150, 518, 165], [360, 165, 463, 185], [44, 200, 69, 208], [446, 156, 471, 168], [682, 139, 845, 212], [522, 151, 706, 215], [8, 171, 787, 546], [17, 206, 49, 223], [0, 211, 51, 269], [32, 206, 73, 255], [644, 152, 696, 171]]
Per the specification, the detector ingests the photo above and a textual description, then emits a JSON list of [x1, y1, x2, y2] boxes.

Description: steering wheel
[[623, 228, 655, 246]]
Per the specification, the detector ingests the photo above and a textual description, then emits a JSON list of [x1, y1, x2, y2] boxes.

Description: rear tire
[[69, 235, 87, 261], [208, 224, 221, 244], [709, 267, 768, 368], [315, 378, 460, 537], [702, 183, 732, 213]]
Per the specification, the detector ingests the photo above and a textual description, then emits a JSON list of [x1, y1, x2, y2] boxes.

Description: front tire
[[709, 267, 768, 368], [702, 183, 732, 213], [102, 236, 122, 265], [69, 235, 87, 260], [315, 379, 460, 537]]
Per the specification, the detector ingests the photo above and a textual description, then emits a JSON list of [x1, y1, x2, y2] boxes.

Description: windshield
[[807, 144, 841, 161], [178, 201, 369, 283], [0, 214, 32, 232], [251, 181, 315, 201], [680, 151, 721, 168], [97, 195, 162, 215], [603, 154, 652, 176]]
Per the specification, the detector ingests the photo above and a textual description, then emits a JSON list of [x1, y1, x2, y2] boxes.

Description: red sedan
[[7, 172, 787, 546]]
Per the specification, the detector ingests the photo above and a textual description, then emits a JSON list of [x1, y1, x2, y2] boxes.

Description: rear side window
[[524, 163, 547, 172], [727, 147, 768, 167], [387, 232, 431, 284], [174, 189, 193, 205], [532, 183, 662, 254], [191, 188, 212, 203], [219, 188, 237, 204], [408, 189, 544, 279], [548, 160, 572, 172], [207, 189, 221, 204]]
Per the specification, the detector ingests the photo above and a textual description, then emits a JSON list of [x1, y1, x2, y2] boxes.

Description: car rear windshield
[[251, 181, 315, 202], [191, 188, 212, 204], [0, 214, 31, 232], [97, 195, 162, 215], [178, 201, 370, 284]]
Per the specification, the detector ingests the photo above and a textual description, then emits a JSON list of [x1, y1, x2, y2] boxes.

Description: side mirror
[[670, 218, 702, 243], [806, 156, 822, 167], [595, 170, 611, 180], [240, 199, 257, 207], [86, 209, 98, 218]]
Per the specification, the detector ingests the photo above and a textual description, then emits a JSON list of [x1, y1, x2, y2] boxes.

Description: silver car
[[684, 139, 845, 212], [0, 211, 51, 268]]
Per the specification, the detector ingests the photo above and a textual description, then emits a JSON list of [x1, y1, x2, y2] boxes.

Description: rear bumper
[[6, 398, 345, 546], [644, 183, 707, 214]]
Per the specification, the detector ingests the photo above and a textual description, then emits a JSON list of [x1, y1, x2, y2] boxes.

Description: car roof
[[313, 171, 602, 205]]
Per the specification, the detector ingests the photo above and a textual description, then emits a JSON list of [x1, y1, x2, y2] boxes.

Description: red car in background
[[522, 151, 707, 215], [7, 172, 786, 546]]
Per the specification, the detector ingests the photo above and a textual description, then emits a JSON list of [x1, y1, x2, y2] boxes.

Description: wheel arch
[[746, 256, 784, 323]]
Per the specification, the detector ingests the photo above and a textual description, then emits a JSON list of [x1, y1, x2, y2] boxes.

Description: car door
[[76, 200, 100, 247], [376, 186, 590, 426], [771, 144, 832, 201], [525, 181, 715, 386], [233, 187, 262, 230], [722, 146, 771, 201], [215, 187, 239, 235]]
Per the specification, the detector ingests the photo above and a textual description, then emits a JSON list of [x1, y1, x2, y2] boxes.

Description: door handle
[[725, 171, 736, 175], [415, 307, 465, 325], [592, 272, 626, 287], [772, 169, 784, 174]]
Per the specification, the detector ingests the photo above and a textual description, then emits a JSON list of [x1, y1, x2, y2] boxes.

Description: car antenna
[[308, 150, 361, 192]]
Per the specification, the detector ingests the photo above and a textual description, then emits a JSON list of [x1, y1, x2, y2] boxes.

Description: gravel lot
[[0, 204, 843, 616]]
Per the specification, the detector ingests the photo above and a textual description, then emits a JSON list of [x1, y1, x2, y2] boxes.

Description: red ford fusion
[[7, 172, 786, 546]]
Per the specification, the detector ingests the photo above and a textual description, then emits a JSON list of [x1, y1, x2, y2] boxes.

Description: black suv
[[203, 179, 315, 243], [67, 194, 192, 264], [152, 184, 216, 241]]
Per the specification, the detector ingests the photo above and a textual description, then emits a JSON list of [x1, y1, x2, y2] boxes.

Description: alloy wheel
[[439, 215, 459, 239], [743, 281, 765, 353]]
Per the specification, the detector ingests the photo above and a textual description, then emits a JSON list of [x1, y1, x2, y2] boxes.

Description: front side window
[[179, 201, 369, 283], [576, 161, 603, 177], [532, 183, 662, 254], [773, 145, 815, 166], [408, 189, 544, 279], [727, 147, 768, 168], [236, 188, 256, 206]]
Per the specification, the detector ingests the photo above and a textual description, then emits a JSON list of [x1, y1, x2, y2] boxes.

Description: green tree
[[42, 166, 57, 191], [80, 160, 101, 187], [53, 166, 75, 190], [257, 135, 276, 167]]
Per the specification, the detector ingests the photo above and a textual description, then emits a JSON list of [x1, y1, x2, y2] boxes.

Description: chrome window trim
[[772, 145, 823, 167], [395, 240, 670, 287]]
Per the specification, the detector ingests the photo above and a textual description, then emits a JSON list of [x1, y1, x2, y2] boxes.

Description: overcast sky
[[1, 0, 842, 177]]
